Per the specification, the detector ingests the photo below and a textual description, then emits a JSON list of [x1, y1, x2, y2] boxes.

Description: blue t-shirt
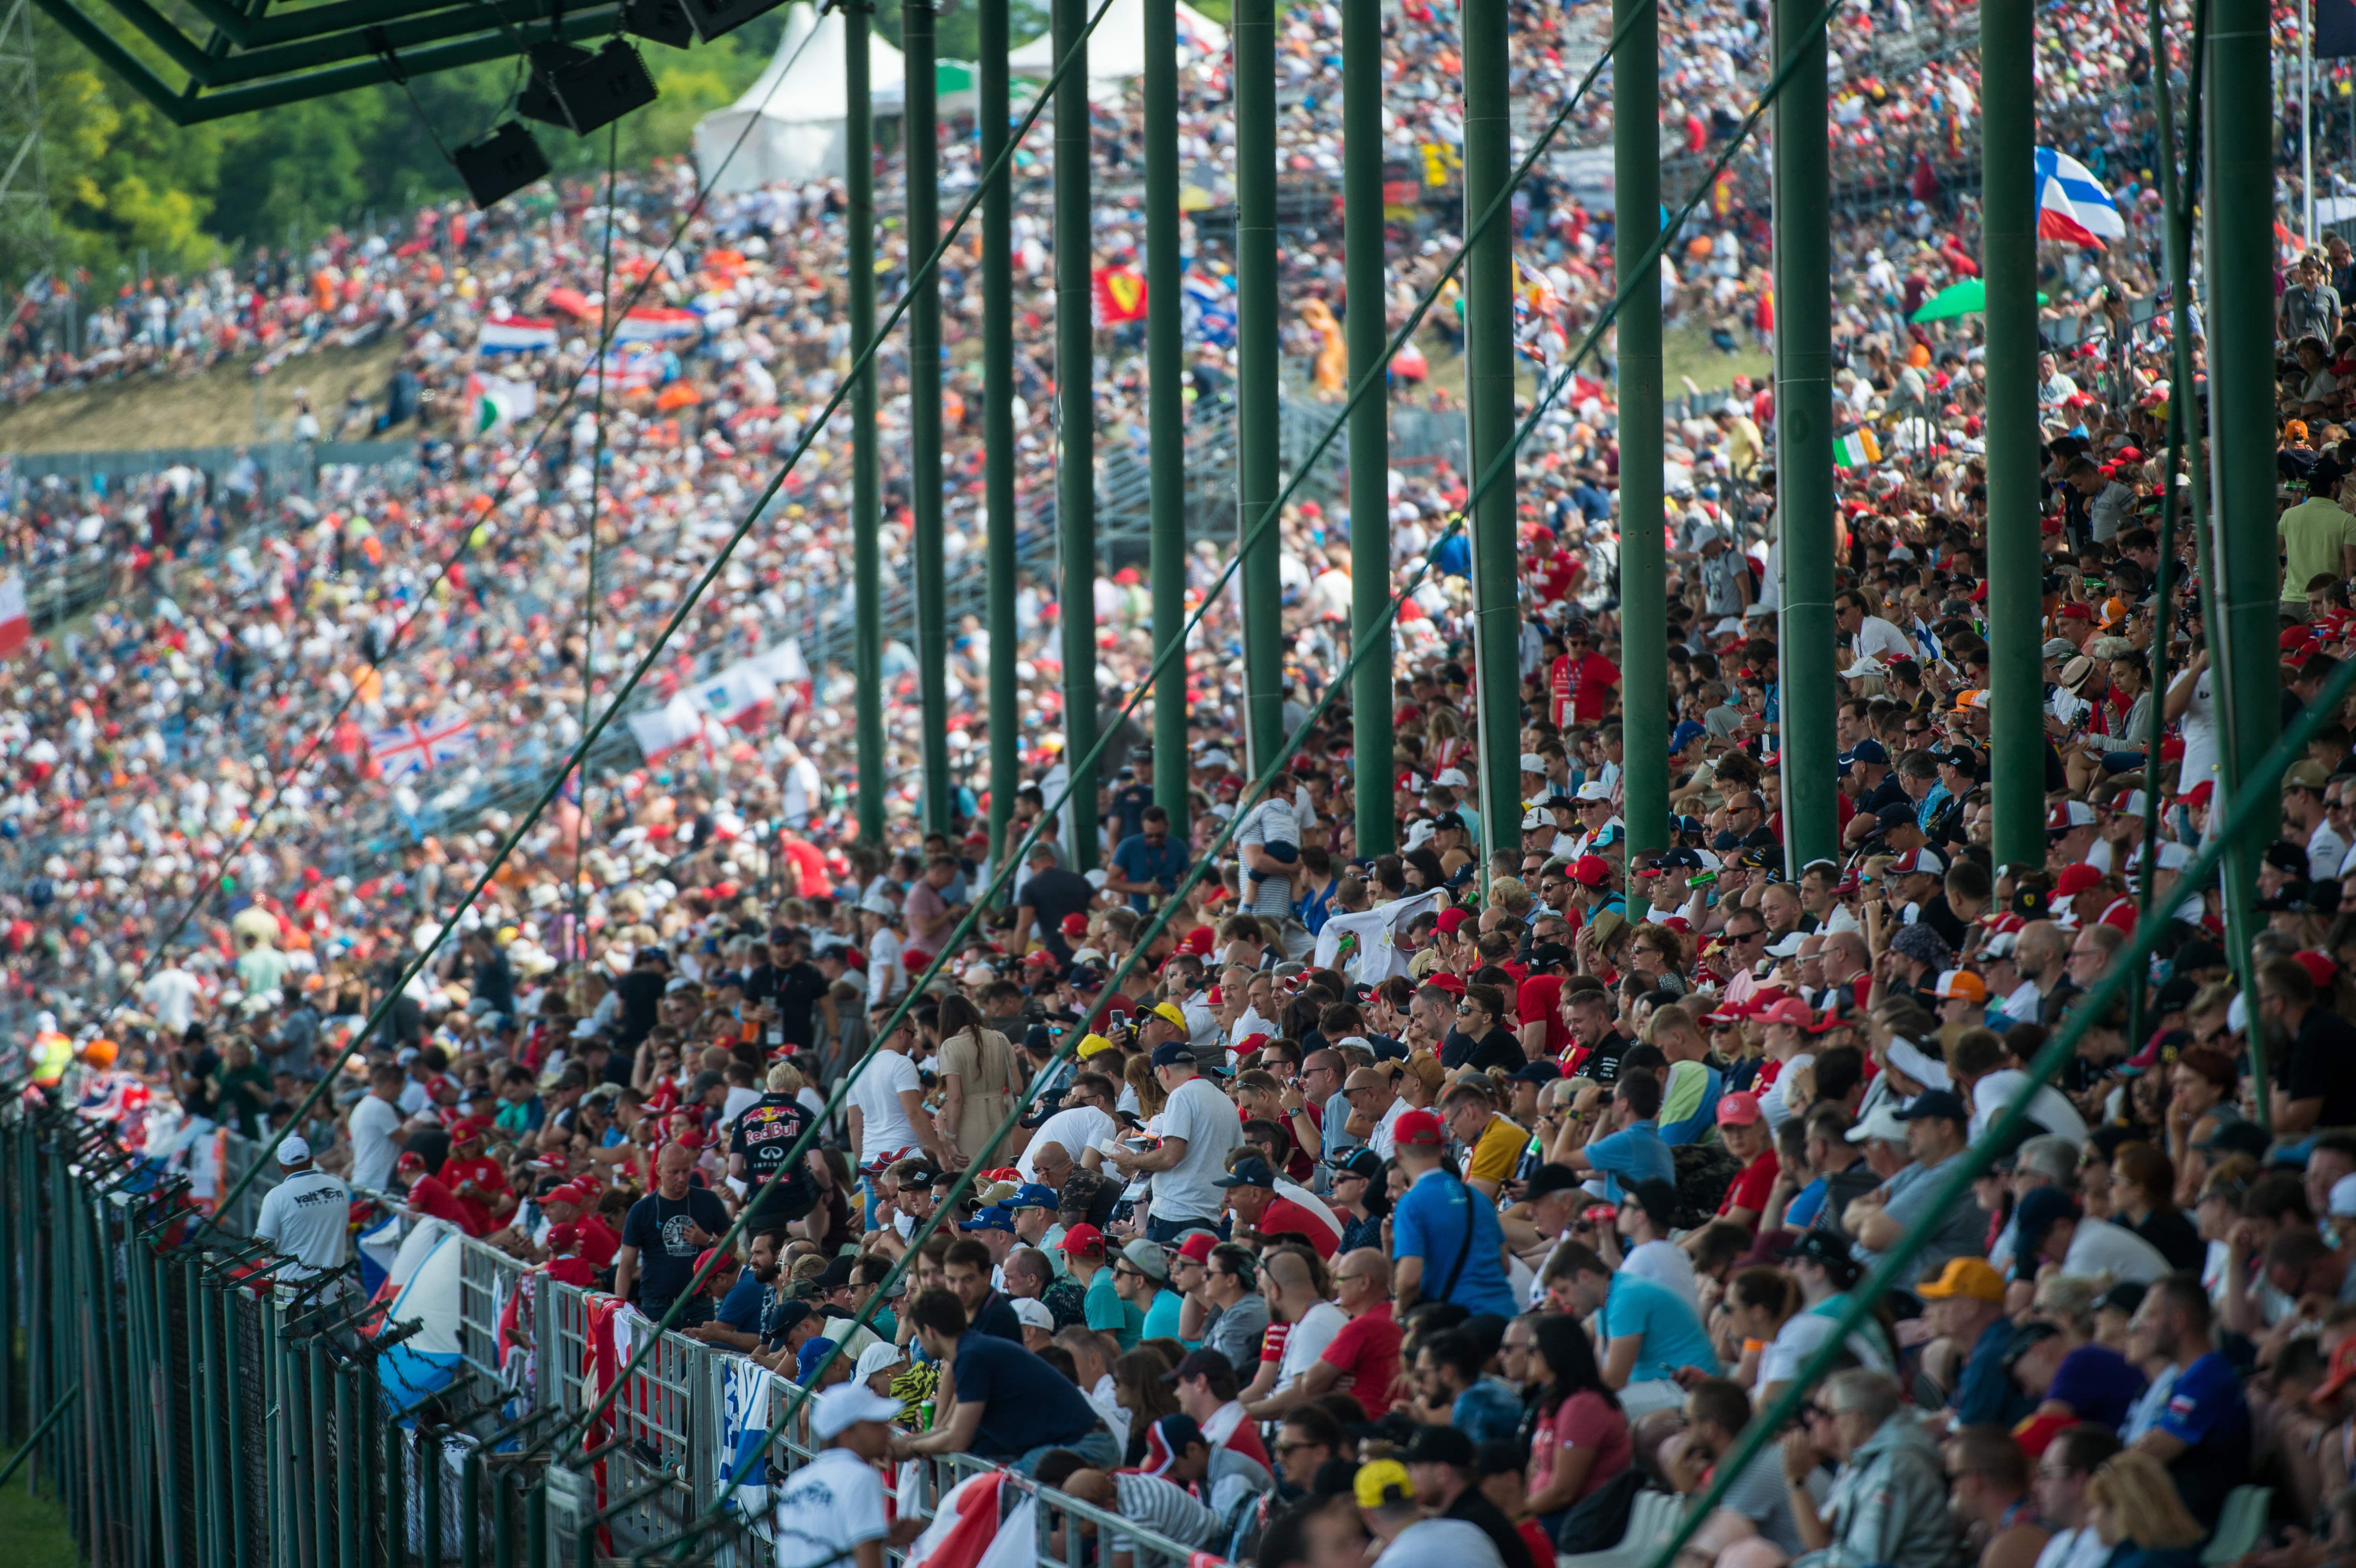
[[1603, 1274, 1721, 1383], [2155, 1352, 2250, 1525], [716, 1272, 768, 1333], [1783, 1178, 1828, 1231], [1582, 1119, 1674, 1201], [1110, 833, 1190, 911], [1392, 1168, 1518, 1317], [951, 1330, 1105, 1459], [2048, 1344, 2147, 1429], [1085, 1267, 1142, 1349], [1140, 1287, 1193, 1345], [1452, 1378, 1525, 1446], [1952, 1316, 2032, 1428]]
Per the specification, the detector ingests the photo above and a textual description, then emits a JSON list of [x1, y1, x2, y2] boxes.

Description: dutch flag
[[2035, 148, 2127, 250]]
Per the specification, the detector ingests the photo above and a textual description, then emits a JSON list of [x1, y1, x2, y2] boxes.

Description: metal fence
[[0, 1103, 1225, 1568]]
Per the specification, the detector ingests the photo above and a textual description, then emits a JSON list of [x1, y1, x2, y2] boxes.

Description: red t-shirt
[[1516, 975, 1572, 1057], [1719, 1150, 1780, 1218], [1551, 652, 1622, 725], [545, 1257, 599, 1287], [1260, 1321, 1290, 1367], [1321, 1301, 1404, 1414], [405, 1175, 478, 1233], [440, 1153, 511, 1235], [1260, 1195, 1341, 1259], [575, 1212, 622, 1269]]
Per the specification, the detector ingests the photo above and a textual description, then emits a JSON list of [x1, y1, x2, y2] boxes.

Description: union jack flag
[[368, 708, 477, 777]]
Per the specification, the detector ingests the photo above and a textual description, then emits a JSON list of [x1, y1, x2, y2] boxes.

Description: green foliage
[[5, 3, 789, 290]]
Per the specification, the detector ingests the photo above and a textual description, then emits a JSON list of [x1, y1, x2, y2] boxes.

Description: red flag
[[1091, 265, 1148, 326]]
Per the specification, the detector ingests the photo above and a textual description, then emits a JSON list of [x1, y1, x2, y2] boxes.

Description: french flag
[[613, 307, 702, 343], [479, 314, 559, 352], [2035, 148, 2127, 249]]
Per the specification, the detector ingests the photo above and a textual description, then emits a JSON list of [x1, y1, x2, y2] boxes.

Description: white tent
[[1005, 0, 1226, 101], [692, 3, 906, 193]]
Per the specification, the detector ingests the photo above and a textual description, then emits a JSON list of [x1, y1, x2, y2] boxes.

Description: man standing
[[846, 1004, 950, 1175], [347, 1063, 414, 1192], [727, 1061, 820, 1229], [1390, 1109, 1518, 1317], [773, 1384, 924, 1568], [253, 1136, 350, 1282], [615, 1142, 730, 1320], [1104, 1042, 1243, 1243]]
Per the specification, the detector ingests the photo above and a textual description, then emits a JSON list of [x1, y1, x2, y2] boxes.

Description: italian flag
[[1834, 428, 1881, 468]]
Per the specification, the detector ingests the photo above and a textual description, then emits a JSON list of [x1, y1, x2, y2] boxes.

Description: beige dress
[[939, 1026, 1020, 1162]]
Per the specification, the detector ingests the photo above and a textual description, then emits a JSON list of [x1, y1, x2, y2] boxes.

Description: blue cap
[[1849, 738, 1889, 766], [1669, 720, 1707, 755], [1007, 1183, 1059, 1211], [1149, 1042, 1198, 1069], [957, 1206, 1017, 1234]]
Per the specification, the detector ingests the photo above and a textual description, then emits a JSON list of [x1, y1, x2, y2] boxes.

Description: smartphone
[[1109, 1010, 1127, 1031]]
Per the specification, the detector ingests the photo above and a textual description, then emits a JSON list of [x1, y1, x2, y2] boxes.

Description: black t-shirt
[[1108, 781, 1154, 845], [1019, 867, 1096, 961], [1446, 1489, 1538, 1568], [771, 962, 830, 1049], [970, 1290, 1025, 1344], [743, 963, 782, 1007], [2285, 1007, 2356, 1127], [1915, 894, 1968, 950], [1580, 1029, 1631, 1084], [1442, 1025, 1524, 1075], [613, 968, 667, 1051], [620, 1186, 731, 1306], [728, 1093, 819, 1222]]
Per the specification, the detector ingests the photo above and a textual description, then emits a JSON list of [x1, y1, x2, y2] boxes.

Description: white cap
[[2227, 992, 2249, 1036], [1522, 808, 1550, 831], [1765, 932, 1807, 959], [854, 1341, 908, 1384], [1196, 749, 1233, 770], [811, 1383, 904, 1441], [1575, 781, 1612, 802], [1845, 1103, 1910, 1145], [1011, 1298, 1056, 1332], [277, 1136, 312, 1166], [1518, 753, 1547, 773], [1435, 768, 1471, 788], [2331, 1174, 2356, 1219]]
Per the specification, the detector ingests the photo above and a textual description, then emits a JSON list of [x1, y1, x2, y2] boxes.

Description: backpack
[[1671, 1141, 1743, 1229]]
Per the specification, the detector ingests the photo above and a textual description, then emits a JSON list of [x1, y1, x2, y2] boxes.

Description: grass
[[0, 1449, 83, 1568], [0, 332, 402, 454]]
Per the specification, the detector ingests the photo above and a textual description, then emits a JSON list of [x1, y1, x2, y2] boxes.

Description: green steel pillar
[[1464, 0, 1523, 869], [1771, 0, 1837, 870], [2204, 0, 2283, 983], [1235, 0, 1284, 773], [1344, 0, 1394, 856], [981, 0, 1020, 882], [1615, 0, 1666, 890], [1145, 0, 1190, 831], [849, 3, 886, 847], [1981, 0, 2045, 872], [906, 0, 950, 832], [335, 1365, 360, 1568], [1055, 0, 1101, 869]]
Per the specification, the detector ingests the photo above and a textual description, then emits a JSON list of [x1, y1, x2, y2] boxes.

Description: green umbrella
[[1909, 278, 2050, 322]]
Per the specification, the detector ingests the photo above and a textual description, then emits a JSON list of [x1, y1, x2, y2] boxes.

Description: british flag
[[368, 708, 478, 777]]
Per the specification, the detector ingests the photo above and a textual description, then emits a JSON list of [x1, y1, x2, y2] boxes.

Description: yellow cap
[[1077, 1034, 1116, 1059], [1915, 1256, 2006, 1303], [1149, 1001, 1188, 1030], [1353, 1460, 1414, 1510]]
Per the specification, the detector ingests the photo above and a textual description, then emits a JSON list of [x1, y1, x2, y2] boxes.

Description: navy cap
[[1874, 802, 1918, 830], [1892, 1089, 1970, 1125], [1214, 1156, 1277, 1189], [1149, 1042, 1198, 1069], [1849, 739, 1889, 766], [2013, 1185, 2081, 1260], [1508, 1059, 1564, 1083]]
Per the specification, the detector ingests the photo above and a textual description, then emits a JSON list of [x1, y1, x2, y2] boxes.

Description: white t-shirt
[[1968, 1070, 2089, 1144], [1277, 1300, 1349, 1389], [255, 1167, 352, 1277], [1152, 1074, 1245, 1223], [866, 928, 904, 1007], [1368, 1098, 1407, 1160], [846, 1049, 925, 1169], [348, 1093, 405, 1192], [1854, 615, 1913, 664], [773, 1447, 887, 1568], [142, 968, 201, 1034], [1020, 1106, 1115, 1180], [2173, 667, 2218, 797], [1759, 1303, 1894, 1387], [1373, 1518, 1508, 1568], [2058, 1217, 2172, 1285], [2034, 1526, 2114, 1568], [1622, 1238, 1702, 1315]]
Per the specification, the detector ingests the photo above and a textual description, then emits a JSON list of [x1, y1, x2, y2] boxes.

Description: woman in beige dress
[[934, 994, 1020, 1168]]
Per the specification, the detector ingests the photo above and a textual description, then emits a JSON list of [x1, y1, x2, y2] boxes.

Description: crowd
[[12, 0, 2356, 1562]]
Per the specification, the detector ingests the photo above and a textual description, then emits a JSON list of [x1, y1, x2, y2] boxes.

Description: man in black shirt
[[615, 1142, 730, 1319], [943, 1237, 1026, 1343], [1401, 1424, 1537, 1568], [1441, 982, 1526, 1074], [1106, 747, 1157, 845], [765, 932, 832, 1052], [726, 1065, 821, 1226], [2264, 954, 2356, 1134], [611, 945, 669, 1060], [1015, 841, 1096, 965]]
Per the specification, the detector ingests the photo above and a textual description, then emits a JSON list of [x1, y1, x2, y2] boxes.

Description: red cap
[[1059, 913, 1090, 937], [2294, 950, 2340, 991], [1235, 1032, 1270, 1057], [1181, 928, 1216, 955], [1023, 949, 1057, 968], [1175, 1232, 1218, 1264], [1425, 971, 1467, 997], [692, 1248, 723, 1278], [1715, 1091, 1765, 1127], [397, 1152, 427, 1174], [2057, 603, 2094, 621], [450, 1117, 490, 1142], [1393, 1108, 1448, 1148], [546, 1223, 581, 1252], [1056, 1223, 1108, 1258], [1435, 907, 1473, 935], [2182, 781, 2216, 810], [1572, 854, 1613, 888], [2053, 864, 2105, 899], [1756, 997, 1815, 1028], [902, 948, 932, 973]]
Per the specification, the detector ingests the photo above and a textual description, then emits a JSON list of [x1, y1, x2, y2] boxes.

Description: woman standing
[[934, 995, 1019, 1169], [2107, 1142, 2205, 1271]]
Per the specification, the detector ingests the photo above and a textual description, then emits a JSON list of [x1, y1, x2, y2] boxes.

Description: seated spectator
[[1546, 1240, 1723, 1415], [1941, 1425, 2050, 1568], [890, 1287, 1120, 1473], [1521, 1311, 1634, 1533], [2084, 1451, 2206, 1568], [1777, 1370, 1952, 1568]]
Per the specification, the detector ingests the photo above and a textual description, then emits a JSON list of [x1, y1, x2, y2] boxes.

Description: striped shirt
[[1112, 1472, 1219, 1554]]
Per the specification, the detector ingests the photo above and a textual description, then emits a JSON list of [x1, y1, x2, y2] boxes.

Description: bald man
[[614, 1140, 729, 1318], [1241, 1248, 1353, 1419]]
